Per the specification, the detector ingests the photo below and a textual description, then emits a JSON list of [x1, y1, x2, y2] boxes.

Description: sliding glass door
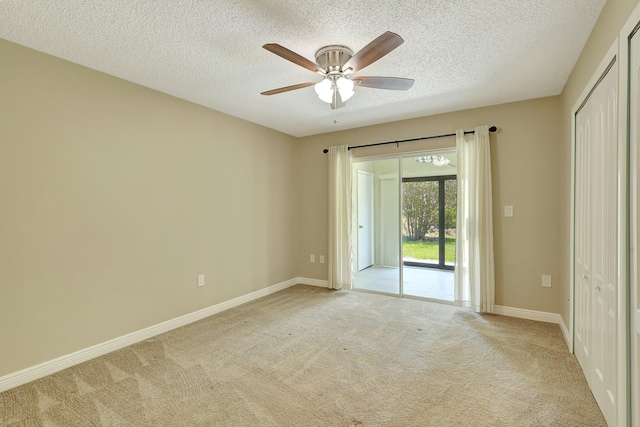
[[401, 155, 456, 300], [352, 151, 456, 302]]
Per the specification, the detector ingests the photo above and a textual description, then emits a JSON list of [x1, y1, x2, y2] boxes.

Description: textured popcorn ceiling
[[0, 0, 605, 137]]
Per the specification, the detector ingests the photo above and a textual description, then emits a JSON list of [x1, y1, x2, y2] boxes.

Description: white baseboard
[[296, 277, 329, 288], [0, 277, 302, 393], [558, 316, 572, 352], [493, 305, 562, 325]]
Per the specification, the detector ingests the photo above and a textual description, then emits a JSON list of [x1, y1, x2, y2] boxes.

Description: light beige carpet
[[1, 285, 605, 426]]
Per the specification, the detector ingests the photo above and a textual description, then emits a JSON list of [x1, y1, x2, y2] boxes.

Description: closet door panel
[[574, 115, 591, 375], [574, 59, 617, 426], [591, 73, 618, 422]]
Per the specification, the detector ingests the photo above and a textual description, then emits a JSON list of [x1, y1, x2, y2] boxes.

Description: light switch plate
[[542, 275, 551, 288], [504, 205, 514, 217], [197, 274, 205, 287]]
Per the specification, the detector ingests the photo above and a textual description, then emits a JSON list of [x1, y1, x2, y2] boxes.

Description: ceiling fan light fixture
[[314, 78, 333, 103], [432, 156, 450, 167], [262, 32, 414, 109], [416, 155, 451, 166], [336, 77, 354, 102]]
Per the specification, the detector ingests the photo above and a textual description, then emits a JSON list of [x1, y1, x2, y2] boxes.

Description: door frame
[[571, 38, 628, 426], [618, 5, 640, 424]]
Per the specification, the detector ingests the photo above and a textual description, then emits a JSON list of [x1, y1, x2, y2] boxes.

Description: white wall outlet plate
[[310, 254, 315, 263], [504, 205, 514, 217], [542, 275, 551, 288], [319, 255, 325, 264], [197, 274, 205, 287]]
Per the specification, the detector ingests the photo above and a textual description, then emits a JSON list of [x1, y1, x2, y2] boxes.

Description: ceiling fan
[[261, 31, 415, 109]]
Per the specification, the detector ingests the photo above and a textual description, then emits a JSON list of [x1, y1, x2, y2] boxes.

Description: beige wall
[[0, 39, 299, 376], [296, 96, 564, 313], [557, 0, 640, 327]]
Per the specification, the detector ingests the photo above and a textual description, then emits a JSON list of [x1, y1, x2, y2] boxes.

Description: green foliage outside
[[402, 179, 457, 241], [402, 237, 456, 263], [444, 207, 456, 230], [402, 178, 457, 263], [402, 181, 439, 240]]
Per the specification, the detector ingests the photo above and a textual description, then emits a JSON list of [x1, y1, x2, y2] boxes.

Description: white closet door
[[574, 60, 618, 426], [574, 106, 592, 378], [590, 67, 618, 424], [629, 29, 640, 427]]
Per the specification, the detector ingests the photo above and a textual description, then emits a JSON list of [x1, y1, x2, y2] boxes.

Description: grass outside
[[402, 237, 456, 263]]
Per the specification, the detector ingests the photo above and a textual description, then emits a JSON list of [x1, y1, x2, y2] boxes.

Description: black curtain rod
[[322, 125, 498, 154]]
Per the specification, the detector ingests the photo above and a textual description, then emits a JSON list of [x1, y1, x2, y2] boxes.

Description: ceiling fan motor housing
[[315, 45, 353, 73]]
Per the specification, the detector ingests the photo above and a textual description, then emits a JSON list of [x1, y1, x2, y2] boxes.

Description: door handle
[[582, 274, 589, 280], [595, 284, 601, 291], [359, 225, 364, 229]]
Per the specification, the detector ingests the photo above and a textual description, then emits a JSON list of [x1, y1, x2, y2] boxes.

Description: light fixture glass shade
[[415, 155, 450, 166], [431, 156, 450, 166], [314, 78, 333, 103], [336, 77, 354, 102]]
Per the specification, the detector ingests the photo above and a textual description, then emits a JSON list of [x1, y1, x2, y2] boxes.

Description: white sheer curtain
[[454, 125, 495, 313], [328, 145, 353, 290]]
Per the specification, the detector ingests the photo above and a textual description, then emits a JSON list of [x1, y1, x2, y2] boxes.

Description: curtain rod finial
[[323, 149, 329, 153], [489, 126, 497, 132]]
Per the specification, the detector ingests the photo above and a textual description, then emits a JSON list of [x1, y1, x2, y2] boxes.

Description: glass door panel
[[352, 158, 400, 295], [401, 155, 456, 301], [401, 180, 439, 268]]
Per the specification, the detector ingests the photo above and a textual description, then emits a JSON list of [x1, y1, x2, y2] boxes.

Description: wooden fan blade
[[343, 32, 404, 73], [261, 82, 315, 96], [354, 76, 414, 90], [263, 44, 324, 74]]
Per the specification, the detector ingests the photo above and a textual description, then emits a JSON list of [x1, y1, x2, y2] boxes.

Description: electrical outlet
[[319, 255, 325, 264], [197, 274, 205, 287], [504, 205, 514, 217], [310, 254, 315, 263], [542, 275, 551, 288]]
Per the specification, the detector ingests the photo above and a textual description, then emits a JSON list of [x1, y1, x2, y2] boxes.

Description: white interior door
[[629, 28, 640, 427], [357, 170, 374, 271], [574, 59, 618, 426]]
